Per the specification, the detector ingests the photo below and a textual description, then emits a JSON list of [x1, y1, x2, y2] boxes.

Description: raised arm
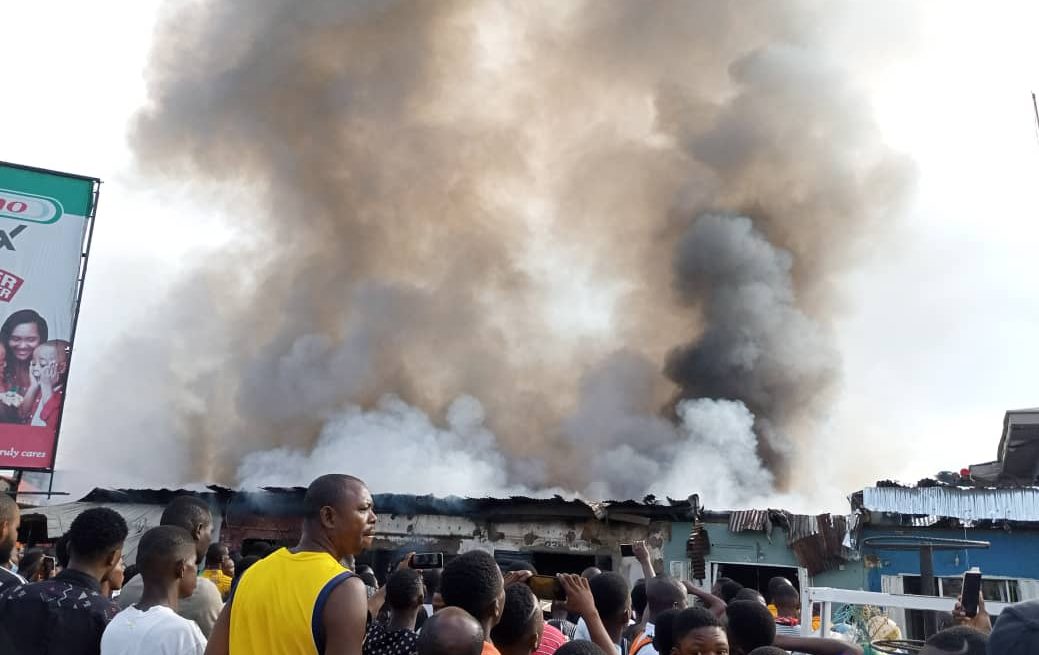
[[952, 593, 992, 634], [367, 583, 387, 618], [633, 541, 655, 580], [773, 635, 864, 655], [559, 574, 617, 655], [680, 581, 727, 619]]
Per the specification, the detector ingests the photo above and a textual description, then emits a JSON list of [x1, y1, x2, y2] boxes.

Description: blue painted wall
[[664, 520, 868, 589], [860, 526, 1039, 591], [663, 521, 1039, 595]]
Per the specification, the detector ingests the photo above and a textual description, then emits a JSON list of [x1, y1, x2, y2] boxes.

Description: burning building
[[64, 1, 916, 507], [22, 487, 695, 583]]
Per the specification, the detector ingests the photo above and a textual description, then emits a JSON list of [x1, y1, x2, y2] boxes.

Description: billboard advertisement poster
[[0, 163, 96, 470]]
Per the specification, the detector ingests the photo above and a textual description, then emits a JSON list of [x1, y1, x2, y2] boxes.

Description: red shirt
[[537, 623, 568, 655], [26, 385, 63, 427], [484, 642, 503, 655]]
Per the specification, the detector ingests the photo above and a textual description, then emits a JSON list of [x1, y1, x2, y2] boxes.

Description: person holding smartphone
[[365, 567, 425, 655]]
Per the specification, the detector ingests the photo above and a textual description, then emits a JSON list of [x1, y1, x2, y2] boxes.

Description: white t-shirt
[[574, 618, 623, 655], [119, 575, 223, 637], [101, 605, 207, 655]]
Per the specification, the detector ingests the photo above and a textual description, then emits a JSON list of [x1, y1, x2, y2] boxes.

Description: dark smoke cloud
[[78, 0, 913, 502], [665, 215, 837, 480]]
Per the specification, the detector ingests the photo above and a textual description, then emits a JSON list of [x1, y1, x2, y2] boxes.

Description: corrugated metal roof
[[787, 514, 819, 543], [686, 521, 710, 580], [788, 514, 848, 576], [862, 486, 1039, 521], [729, 509, 770, 533]]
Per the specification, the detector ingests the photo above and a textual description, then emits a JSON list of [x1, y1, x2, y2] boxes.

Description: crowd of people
[[0, 475, 1032, 654]]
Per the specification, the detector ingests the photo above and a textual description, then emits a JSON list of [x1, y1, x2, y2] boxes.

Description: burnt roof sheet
[[77, 487, 696, 521]]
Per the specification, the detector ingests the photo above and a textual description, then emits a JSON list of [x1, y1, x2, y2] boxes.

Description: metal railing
[[802, 586, 1007, 637]]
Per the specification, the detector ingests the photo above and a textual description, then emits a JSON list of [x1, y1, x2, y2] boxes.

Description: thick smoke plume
[[666, 215, 837, 481], [76, 0, 911, 505]]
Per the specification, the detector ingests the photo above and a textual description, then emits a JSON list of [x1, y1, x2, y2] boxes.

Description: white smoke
[[237, 389, 773, 507], [237, 394, 516, 496], [654, 399, 775, 508]]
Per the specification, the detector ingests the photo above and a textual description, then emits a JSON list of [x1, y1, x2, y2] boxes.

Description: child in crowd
[[100, 526, 207, 655]]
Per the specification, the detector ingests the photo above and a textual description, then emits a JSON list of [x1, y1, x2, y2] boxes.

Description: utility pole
[[1033, 93, 1039, 144]]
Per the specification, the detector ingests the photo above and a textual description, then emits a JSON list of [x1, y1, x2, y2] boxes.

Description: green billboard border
[[0, 187, 65, 225], [0, 162, 95, 217]]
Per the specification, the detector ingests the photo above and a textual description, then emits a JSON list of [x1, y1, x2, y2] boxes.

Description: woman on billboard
[[0, 309, 48, 396], [0, 342, 22, 422]]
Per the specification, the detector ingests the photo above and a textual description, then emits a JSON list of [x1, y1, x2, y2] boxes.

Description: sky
[[1, 1, 1038, 504]]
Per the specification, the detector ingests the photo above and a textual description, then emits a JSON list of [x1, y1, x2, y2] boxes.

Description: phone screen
[[962, 569, 982, 617], [528, 575, 566, 601], [411, 553, 445, 570], [620, 544, 635, 558]]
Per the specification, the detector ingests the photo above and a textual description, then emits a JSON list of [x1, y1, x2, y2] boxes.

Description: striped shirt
[[775, 624, 802, 637], [537, 623, 568, 655]]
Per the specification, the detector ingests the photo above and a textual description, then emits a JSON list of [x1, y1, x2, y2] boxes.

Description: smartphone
[[961, 568, 982, 617], [620, 544, 635, 558], [411, 553, 444, 570], [41, 555, 55, 579], [528, 575, 566, 601]]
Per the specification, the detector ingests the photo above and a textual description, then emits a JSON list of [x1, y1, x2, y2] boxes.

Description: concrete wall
[[364, 512, 673, 583]]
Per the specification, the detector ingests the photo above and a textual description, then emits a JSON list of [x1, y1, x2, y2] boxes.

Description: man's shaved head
[[646, 575, 687, 617], [304, 474, 366, 519], [301, 473, 375, 560], [581, 567, 602, 579], [418, 607, 486, 655], [160, 496, 213, 560]]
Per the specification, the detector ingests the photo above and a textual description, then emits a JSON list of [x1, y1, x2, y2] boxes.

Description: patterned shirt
[[0, 565, 26, 596], [364, 621, 420, 655], [536, 622, 569, 655], [0, 567, 119, 655]]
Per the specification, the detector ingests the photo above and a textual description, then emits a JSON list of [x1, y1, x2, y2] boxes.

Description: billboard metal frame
[[0, 161, 101, 488]]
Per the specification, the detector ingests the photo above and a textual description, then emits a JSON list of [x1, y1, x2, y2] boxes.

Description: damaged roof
[[77, 487, 697, 523], [860, 485, 1039, 522], [976, 408, 1039, 483]]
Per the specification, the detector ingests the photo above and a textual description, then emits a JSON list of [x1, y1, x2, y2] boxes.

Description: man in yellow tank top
[[206, 474, 378, 655]]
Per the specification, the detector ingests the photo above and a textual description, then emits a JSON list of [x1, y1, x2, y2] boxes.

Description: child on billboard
[[23, 340, 69, 428]]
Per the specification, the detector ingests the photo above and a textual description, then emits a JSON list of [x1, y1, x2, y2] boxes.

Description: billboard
[[0, 163, 97, 470]]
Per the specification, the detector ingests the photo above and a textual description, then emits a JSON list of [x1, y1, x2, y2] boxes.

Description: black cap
[[989, 600, 1039, 655]]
